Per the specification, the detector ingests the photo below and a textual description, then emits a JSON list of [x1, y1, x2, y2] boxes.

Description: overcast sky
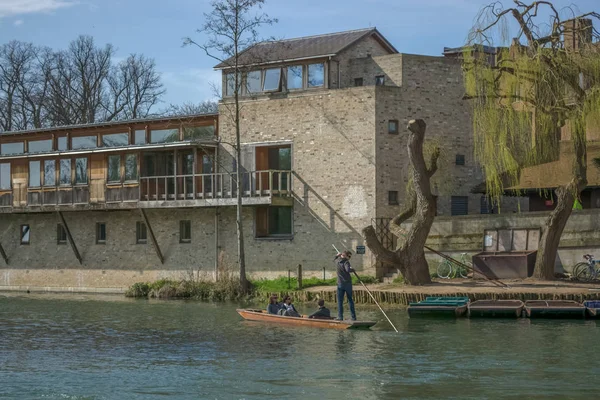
[[0, 0, 596, 108]]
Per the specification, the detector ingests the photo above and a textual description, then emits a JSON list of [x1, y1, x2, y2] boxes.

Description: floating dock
[[407, 296, 469, 318], [468, 300, 524, 318], [523, 300, 586, 319]]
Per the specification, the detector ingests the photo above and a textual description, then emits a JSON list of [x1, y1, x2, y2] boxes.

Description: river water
[[0, 293, 598, 399]]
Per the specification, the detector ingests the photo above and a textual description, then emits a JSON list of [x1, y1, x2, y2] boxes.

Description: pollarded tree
[[465, 1, 600, 279], [362, 119, 440, 285]]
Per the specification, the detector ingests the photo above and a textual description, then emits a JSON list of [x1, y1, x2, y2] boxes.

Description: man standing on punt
[[335, 250, 357, 321]]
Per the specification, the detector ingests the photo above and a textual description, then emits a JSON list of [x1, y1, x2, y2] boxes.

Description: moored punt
[[407, 297, 469, 318], [584, 300, 600, 318], [468, 300, 524, 318], [236, 309, 377, 330], [524, 300, 586, 319]]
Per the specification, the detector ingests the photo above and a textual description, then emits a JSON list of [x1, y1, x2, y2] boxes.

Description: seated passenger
[[279, 295, 300, 317], [308, 299, 332, 319], [267, 295, 281, 315]]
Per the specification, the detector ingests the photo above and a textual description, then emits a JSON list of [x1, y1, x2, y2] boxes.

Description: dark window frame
[[375, 75, 385, 86], [388, 120, 399, 134], [388, 190, 399, 205], [451, 196, 469, 216], [136, 221, 147, 244], [57, 224, 67, 245], [455, 154, 466, 166], [20, 224, 30, 245], [180, 220, 191, 243], [354, 77, 363, 87], [96, 222, 106, 244], [255, 205, 294, 239]]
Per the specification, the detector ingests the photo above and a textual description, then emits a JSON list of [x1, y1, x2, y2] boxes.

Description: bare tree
[[184, 0, 277, 291], [465, 2, 600, 279], [162, 100, 219, 116], [362, 120, 440, 285]]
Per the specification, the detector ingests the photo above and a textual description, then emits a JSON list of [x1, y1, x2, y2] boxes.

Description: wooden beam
[[140, 208, 164, 264], [57, 211, 83, 265], [0, 241, 8, 265]]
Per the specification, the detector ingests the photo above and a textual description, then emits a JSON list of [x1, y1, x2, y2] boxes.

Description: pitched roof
[[214, 28, 397, 69]]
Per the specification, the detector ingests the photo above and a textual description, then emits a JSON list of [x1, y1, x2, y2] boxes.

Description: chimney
[[563, 18, 593, 51]]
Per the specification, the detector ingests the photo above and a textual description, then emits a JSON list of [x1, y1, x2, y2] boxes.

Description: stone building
[[0, 28, 506, 291]]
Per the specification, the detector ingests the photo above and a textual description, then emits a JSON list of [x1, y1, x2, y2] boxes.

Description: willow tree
[[465, 1, 600, 279], [363, 119, 439, 285]]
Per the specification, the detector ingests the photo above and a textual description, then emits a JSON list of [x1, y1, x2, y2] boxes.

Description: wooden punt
[[468, 300, 524, 318], [583, 300, 600, 318], [407, 297, 469, 318], [524, 300, 586, 319], [236, 309, 377, 330]]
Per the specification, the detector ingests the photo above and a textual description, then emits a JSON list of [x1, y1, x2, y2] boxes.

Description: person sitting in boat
[[308, 299, 332, 319], [267, 295, 282, 315], [278, 295, 300, 317]]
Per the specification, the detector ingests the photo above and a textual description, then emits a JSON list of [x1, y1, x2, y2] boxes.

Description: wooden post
[[288, 269, 291, 289], [297, 264, 302, 289], [57, 211, 82, 265], [140, 208, 164, 264], [323, 267, 326, 280], [0, 241, 8, 265]]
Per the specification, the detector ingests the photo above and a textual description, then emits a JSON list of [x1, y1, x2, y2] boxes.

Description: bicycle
[[572, 254, 600, 281], [436, 253, 472, 279]]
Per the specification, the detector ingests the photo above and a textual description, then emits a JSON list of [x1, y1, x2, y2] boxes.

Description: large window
[[44, 160, 56, 186], [451, 196, 469, 216], [225, 72, 241, 96], [246, 70, 262, 93], [256, 206, 293, 238], [307, 63, 324, 87], [102, 133, 129, 147], [183, 125, 215, 140], [96, 222, 106, 244], [29, 139, 52, 153], [29, 161, 40, 187], [136, 221, 147, 244], [0, 163, 10, 190], [57, 224, 67, 245], [124, 154, 138, 181], [1, 142, 24, 155], [59, 159, 71, 185], [150, 129, 179, 143], [134, 130, 146, 145], [58, 137, 68, 151], [287, 65, 303, 89], [180, 220, 191, 243], [71, 136, 97, 150], [263, 68, 281, 91], [107, 155, 121, 183], [75, 158, 88, 184]]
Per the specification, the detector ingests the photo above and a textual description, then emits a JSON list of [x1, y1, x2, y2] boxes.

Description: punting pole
[[332, 244, 399, 333]]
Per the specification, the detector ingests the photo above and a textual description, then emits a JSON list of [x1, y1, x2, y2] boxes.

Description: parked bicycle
[[436, 253, 472, 279], [572, 254, 600, 281]]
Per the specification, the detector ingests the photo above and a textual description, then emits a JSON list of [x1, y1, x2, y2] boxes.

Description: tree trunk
[[534, 121, 586, 279], [362, 119, 439, 285]]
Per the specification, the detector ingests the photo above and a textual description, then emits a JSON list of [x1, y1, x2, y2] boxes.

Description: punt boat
[[236, 309, 377, 330], [407, 297, 469, 317], [468, 300, 524, 318], [584, 300, 600, 318], [524, 300, 586, 319]]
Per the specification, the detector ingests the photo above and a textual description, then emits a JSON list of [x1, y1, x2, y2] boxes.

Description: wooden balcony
[[0, 170, 293, 213]]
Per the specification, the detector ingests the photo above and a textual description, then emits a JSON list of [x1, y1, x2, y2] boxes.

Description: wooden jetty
[[468, 300, 524, 318], [524, 300, 586, 319], [236, 309, 377, 330], [407, 297, 469, 318]]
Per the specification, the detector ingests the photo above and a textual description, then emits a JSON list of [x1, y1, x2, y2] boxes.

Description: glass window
[[388, 120, 399, 134], [75, 158, 88, 184], [58, 137, 68, 151], [258, 206, 292, 236], [287, 65, 303, 89], [375, 75, 385, 86], [96, 222, 106, 244], [59, 159, 71, 185], [180, 220, 191, 243], [29, 161, 40, 187], [44, 160, 56, 186], [307, 63, 324, 87], [226, 73, 235, 96], [246, 70, 262, 93], [28, 139, 53, 153], [263, 68, 281, 91], [136, 221, 147, 244], [72, 136, 97, 150], [354, 78, 363, 87], [183, 125, 215, 140], [57, 224, 67, 245], [0, 163, 10, 190], [1, 142, 24, 155], [456, 154, 466, 165], [124, 154, 138, 181], [20, 225, 30, 245], [388, 191, 399, 205], [102, 133, 129, 147], [107, 155, 121, 183], [134, 130, 146, 145], [150, 129, 179, 143]]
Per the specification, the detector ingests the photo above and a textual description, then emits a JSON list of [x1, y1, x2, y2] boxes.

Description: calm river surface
[[1, 293, 598, 399]]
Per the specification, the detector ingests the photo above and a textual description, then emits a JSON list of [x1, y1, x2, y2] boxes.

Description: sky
[[0, 0, 596, 109]]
